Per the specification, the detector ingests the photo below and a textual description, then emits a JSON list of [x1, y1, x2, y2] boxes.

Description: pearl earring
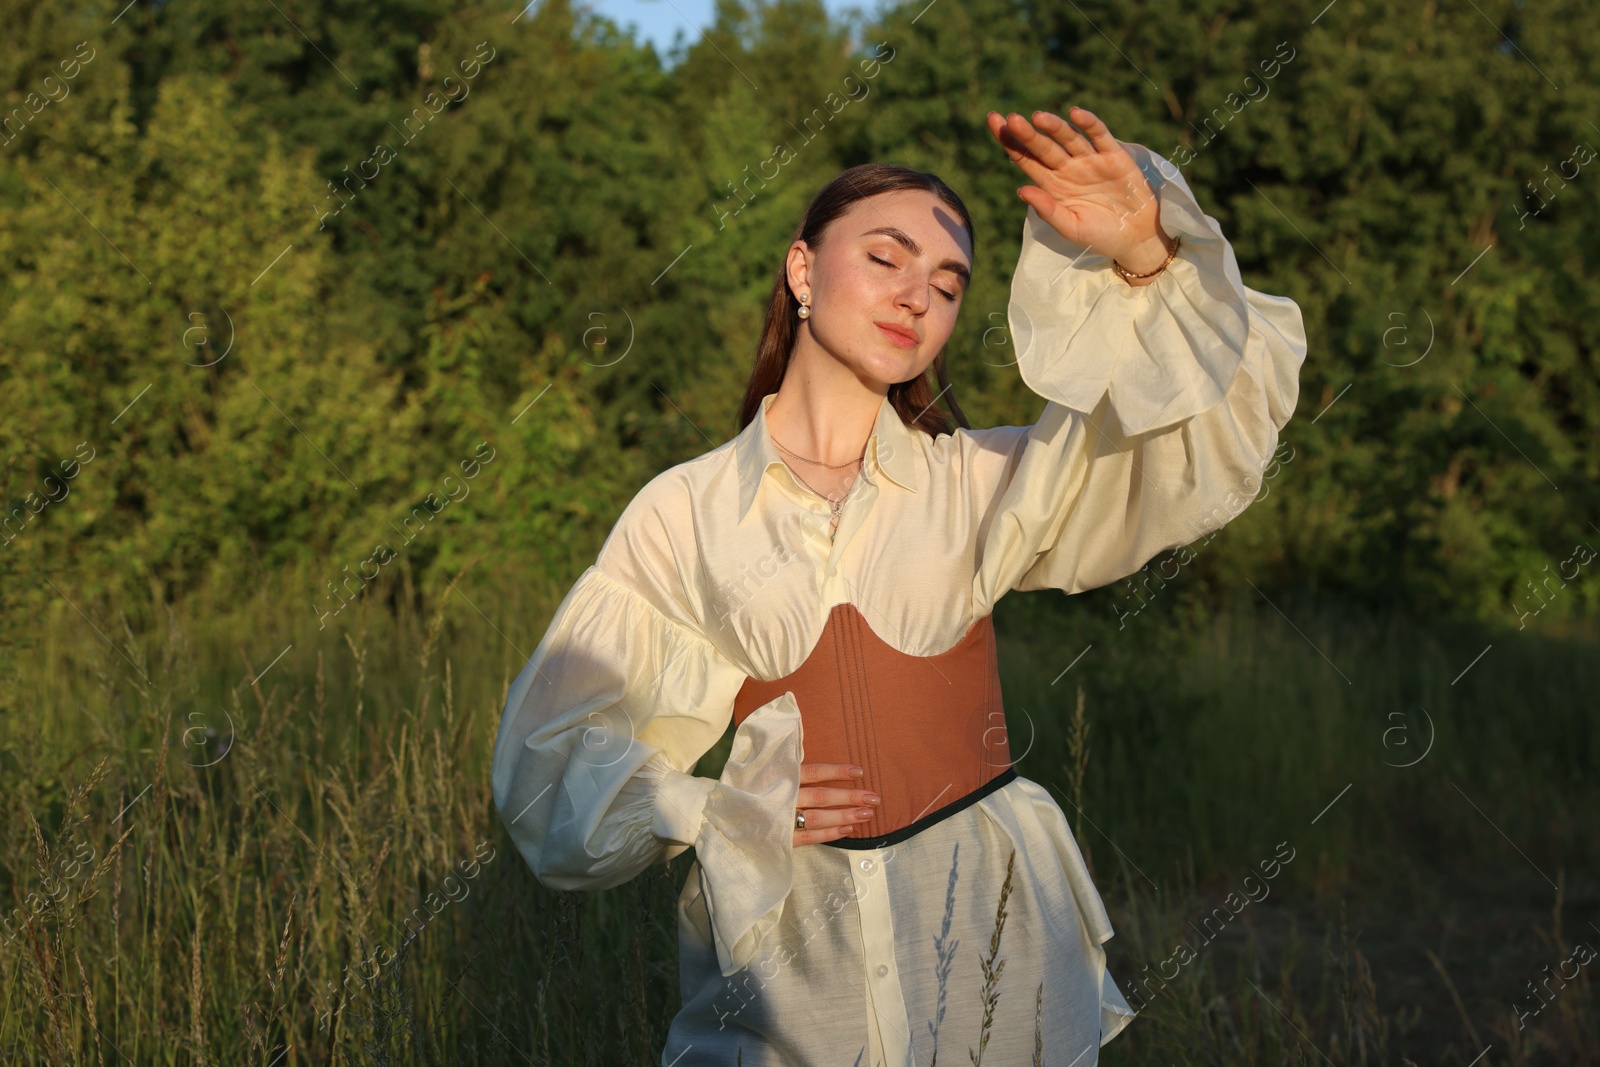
[[797, 292, 811, 319]]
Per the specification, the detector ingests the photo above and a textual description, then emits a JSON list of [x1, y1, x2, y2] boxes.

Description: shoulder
[[946, 422, 1032, 457], [941, 421, 1034, 483], [595, 440, 735, 630], [602, 438, 733, 559]]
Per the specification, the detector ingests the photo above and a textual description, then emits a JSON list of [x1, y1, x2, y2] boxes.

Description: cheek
[[818, 267, 888, 336], [836, 262, 885, 304], [930, 304, 962, 344]]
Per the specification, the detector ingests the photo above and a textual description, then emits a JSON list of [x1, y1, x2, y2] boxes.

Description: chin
[[852, 353, 921, 389]]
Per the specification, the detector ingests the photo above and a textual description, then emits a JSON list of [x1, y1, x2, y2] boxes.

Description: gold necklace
[[768, 429, 865, 469], [769, 431, 863, 533]]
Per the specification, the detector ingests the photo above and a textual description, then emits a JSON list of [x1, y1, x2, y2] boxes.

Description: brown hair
[[737, 163, 975, 437]]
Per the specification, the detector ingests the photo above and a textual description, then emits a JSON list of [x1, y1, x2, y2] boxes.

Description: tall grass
[[1, 563, 1595, 1064]]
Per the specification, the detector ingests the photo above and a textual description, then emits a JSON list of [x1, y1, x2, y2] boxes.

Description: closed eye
[[868, 253, 958, 303]]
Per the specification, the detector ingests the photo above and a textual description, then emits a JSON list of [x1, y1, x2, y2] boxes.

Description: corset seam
[[976, 625, 986, 786], [831, 607, 861, 834], [984, 622, 1000, 779], [843, 605, 883, 838]]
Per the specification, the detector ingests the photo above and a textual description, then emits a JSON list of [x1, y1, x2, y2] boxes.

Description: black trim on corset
[[823, 767, 1018, 850]]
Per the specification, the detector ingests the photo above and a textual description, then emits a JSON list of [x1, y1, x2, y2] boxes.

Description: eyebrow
[[859, 226, 971, 288]]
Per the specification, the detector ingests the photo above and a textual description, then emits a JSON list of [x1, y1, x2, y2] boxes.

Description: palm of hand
[[986, 107, 1171, 269]]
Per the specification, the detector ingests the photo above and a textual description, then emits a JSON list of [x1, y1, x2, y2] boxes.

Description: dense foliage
[[3, 0, 1597, 641]]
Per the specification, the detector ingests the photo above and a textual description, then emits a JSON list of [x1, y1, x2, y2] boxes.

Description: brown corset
[[731, 601, 1016, 849]]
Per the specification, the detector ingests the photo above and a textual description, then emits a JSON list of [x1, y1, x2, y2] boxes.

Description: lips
[[874, 321, 918, 346]]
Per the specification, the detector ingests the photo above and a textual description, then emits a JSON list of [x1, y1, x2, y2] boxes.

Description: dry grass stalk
[[970, 848, 1016, 1066]]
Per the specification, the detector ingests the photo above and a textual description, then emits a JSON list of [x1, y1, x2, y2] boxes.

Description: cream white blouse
[[491, 141, 1307, 1065]]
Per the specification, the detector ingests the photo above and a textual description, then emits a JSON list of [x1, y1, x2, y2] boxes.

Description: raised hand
[[986, 107, 1175, 278]]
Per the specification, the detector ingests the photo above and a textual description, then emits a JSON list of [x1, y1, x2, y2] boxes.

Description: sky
[[570, 0, 880, 64]]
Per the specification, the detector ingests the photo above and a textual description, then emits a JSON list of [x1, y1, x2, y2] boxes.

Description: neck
[[767, 339, 887, 463]]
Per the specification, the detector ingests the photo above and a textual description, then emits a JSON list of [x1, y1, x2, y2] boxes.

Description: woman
[[492, 107, 1307, 1065]]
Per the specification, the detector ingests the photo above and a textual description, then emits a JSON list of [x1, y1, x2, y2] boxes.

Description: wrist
[[1115, 228, 1177, 276]]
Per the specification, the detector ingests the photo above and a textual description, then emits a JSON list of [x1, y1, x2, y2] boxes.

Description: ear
[[785, 241, 812, 300]]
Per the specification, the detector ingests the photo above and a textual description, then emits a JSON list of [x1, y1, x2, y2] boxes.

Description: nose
[[896, 276, 931, 315]]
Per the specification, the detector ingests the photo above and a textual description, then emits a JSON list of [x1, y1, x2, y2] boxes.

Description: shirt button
[[876, 964, 889, 977], [859, 858, 875, 873]]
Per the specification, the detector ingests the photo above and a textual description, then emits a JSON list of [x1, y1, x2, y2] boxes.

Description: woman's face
[[786, 188, 973, 389]]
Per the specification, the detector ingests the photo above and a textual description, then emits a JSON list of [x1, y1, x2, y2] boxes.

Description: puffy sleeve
[[969, 140, 1308, 613], [491, 495, 807, 977]]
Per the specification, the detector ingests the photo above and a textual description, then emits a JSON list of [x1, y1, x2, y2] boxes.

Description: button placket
[[848, 846, 914, 1067], [823, 478, 877, 578]]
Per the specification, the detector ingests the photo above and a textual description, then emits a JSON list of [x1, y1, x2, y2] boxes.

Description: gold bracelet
[[1112, 235, 1181, 284]]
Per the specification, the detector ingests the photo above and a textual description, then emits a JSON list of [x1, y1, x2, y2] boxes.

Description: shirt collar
[[735, 391, 920, 524]]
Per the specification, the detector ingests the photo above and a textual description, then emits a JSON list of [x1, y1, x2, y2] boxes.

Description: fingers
[[987, 111, 1072, 170], [794, 761, 878, 849], [799, 761, 863, 784], [794, 802, 867, 830], [792, 799, 867, 847], [794, 822, 856, 847], [1015, 185, 1060, 223], [986, 114, 1062, 192], [1065, 105, 1120, 153], [793, 759, 880, 847], [985, 111, 1024, 158], [986, 107, 1116, 162], [1030, 109, 1096, 157], [985, 111, 1029, 168], [801, 784, 879, 808]]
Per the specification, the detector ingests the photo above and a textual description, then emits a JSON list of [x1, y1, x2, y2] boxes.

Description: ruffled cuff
[[692, 691, 804, 977], [1007, 140, 1252, 436], [650, 763, 719, 845]]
